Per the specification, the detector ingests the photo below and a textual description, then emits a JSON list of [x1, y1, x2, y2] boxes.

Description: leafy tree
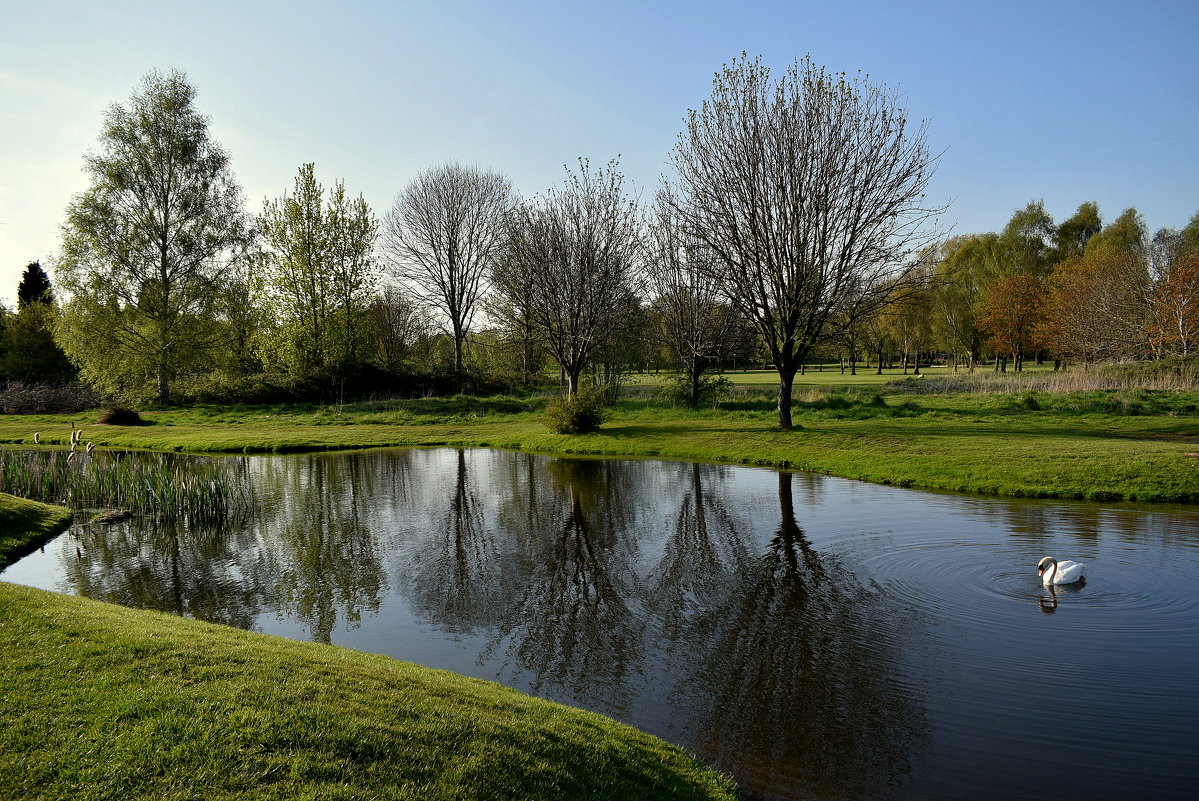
[[56, 70, 248, 403], [883, 267, 933, 374], [929, 236, 988, 371], [976, 274, 1044, 371], [1052, 202, 1102, 262], [257, 164, 379, 381], [994, 200, 1056, 279], [1084, 208, 1146, 258], [381, 163, 514, 376], [669, 54, 941, 427], [16, 262, 53, 308], [1, 301, 76, 383], [498, 159, 640, 396]]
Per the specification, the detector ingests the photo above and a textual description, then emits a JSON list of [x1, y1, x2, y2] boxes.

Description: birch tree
[[57, 70, 247, 403]]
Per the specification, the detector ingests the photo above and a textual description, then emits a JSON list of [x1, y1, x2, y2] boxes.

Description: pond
[[4, 447, 1198, 800]]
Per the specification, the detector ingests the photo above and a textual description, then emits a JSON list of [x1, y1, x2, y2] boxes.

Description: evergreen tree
[[16, 262, 53, 308]]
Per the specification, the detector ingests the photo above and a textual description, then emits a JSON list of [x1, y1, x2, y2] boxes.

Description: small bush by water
[[544, 387, 607, 433]]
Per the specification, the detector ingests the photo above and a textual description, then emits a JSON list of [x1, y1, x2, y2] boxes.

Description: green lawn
[[0, 492, 73, 564], [0, 583, 736, 801], [2, 385, 1197, 502]]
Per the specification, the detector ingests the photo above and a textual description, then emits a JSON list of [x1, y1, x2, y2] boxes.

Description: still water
[[4, 448, 1199, 800]]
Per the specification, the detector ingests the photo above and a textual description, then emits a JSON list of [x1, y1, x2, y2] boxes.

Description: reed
[[0, 449, 252, 523]]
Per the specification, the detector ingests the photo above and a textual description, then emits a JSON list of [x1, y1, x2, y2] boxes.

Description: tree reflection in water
[[491, 458, 644, 712], [262, 454, 388, 643], [405, 449, 508, 631], [48, 449, 923, 800], [61, 517, 266, 630], [667, 471, 921, 800]]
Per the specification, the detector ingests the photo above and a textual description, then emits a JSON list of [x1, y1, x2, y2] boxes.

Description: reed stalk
[[0, 449, 252, 523]]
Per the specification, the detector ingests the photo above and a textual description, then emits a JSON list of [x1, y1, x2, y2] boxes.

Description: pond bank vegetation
[[1, 378, 1196, 503]]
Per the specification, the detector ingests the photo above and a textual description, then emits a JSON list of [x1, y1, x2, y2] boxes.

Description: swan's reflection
[[1038, 582, 1086, 614]]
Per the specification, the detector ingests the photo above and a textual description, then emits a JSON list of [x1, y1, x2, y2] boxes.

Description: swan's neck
[[1043, 560, 1058, 586]]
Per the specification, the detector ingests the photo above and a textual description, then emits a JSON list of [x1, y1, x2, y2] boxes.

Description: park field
[[0, 582, 736, 801], [2, 379, 1196, 503]]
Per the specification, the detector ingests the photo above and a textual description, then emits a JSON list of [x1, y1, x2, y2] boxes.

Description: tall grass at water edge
[[0, 449, 252, 523]]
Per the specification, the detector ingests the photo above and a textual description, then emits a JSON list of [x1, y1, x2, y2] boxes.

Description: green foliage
[[256, 163, 379, 383], [0, 300, 74, 383], [543, 386, 607, 433], [55, 70, 248, 405], [657, 371, 732, 408], [1053, 202, 1103, 261], [16, 262, 53, 308]]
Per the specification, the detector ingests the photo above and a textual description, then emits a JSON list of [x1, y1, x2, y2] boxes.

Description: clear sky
[[2, 0, 1196, 305]]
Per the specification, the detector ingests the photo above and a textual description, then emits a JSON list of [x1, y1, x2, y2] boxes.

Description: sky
[[1, 0, 1196, 305]]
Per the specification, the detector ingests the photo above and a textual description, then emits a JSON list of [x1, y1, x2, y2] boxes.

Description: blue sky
[[2, 0, 1196, 304]]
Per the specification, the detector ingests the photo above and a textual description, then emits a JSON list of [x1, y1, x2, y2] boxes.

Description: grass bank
[[0, 492, 73, 565], [0, 583, 736, 801], [2, 384, 1197, 502]]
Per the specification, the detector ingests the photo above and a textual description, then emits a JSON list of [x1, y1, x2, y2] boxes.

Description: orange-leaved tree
[[975, 274, 1044, 371], [1147, 252, 1199, 357]]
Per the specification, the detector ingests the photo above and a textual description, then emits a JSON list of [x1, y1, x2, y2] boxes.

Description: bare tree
[[498, 159, 640, 396], [646, 186, 739, 407], [368, 286, 430, 372], [671, 54, 942, 427], [381, 162, 514, 375]]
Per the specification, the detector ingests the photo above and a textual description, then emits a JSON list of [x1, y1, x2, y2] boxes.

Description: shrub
[[0, 382, 99, 414], [543, 387, 606, 433], [656, 372, 733, 408], [96, 407, 145, 426]]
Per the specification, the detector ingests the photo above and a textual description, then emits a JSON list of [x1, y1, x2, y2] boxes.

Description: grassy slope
[[3, 390, 1196, 502], [0, 492, 73, 565], [0, 583, 736, 801]]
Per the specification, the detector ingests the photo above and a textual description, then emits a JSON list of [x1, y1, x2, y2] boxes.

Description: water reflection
[[670, 472, 920, 800], [61, 518, 266, 629], [7, 447, 1199, 801]]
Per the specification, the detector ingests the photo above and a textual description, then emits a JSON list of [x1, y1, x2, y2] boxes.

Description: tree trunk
[[689, 366, 701, 409], [566, 368, 581, 396], [157, 353, 170, 405], [776, 364, 797, 429]]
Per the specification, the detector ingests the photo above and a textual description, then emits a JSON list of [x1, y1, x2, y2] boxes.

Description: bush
[[96, 407, 146, 426], [543, 387, 607, 433], [656, 371, 733, 408]]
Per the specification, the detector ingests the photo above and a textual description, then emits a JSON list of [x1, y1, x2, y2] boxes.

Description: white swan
[[1038, 556, 1085, 586]]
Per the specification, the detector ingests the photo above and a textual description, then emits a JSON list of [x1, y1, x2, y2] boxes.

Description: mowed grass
[[2, 381, 1197, 502], [0, 492, 73, 564], [0, 583, 737, 801]]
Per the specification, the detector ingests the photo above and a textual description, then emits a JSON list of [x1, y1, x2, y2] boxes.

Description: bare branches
[[645, 186, 742, 406], [381, 163, 514, 373], [671, 54, 943, 426], [498, 160, 641, 395]]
